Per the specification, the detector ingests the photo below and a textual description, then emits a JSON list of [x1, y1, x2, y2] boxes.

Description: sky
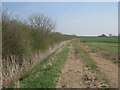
[[2, 2, 118, 36]]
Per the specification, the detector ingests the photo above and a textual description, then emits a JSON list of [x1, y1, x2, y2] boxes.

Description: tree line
[[2, 10, 76, 65]]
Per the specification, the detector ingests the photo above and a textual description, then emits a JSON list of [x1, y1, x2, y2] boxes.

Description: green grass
[[86, 42, 118, 55], [80, 37, 119, 64], [80, 37, 118, 43], [87, 42, 119, 65], [73, 40, 98, 71], [77, 47, 98, 71], [9, 44, 70, 88], [80, 37, 118, 57]]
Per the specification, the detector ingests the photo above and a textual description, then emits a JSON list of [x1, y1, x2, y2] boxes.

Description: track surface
[[56, 42, 118, 88], [57, 46, 86, 88]]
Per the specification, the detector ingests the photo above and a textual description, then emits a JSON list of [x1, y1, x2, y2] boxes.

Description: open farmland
[[80, 37, 118, 43], [8, 38, 118, 88], [2, 2, 119, 89], [80, 37, 119, 64]]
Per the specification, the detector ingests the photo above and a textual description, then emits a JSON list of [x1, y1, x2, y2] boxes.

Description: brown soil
[[56, 44, 110, 88], [80, 43, 118, 88], [56, 45, 86, 88]]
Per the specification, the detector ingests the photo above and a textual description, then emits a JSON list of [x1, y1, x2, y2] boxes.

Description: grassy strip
[[9, 44, 69, 88], [8, 50, 56, 88], [73, 40, 98, 71]]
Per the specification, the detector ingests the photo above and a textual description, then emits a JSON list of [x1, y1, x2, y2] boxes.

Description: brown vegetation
[[2, 10, 76, 88]]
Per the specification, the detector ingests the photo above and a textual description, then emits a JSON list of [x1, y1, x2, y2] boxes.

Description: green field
[[80, 37, 119, 63], [80, 37, 118, 43]]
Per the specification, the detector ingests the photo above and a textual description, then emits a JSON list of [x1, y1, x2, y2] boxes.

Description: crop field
[[80, 37, 118, 43], [80, 37, 119, 63]]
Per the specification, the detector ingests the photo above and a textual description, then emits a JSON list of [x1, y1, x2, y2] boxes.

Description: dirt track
[[80, 43, 118, 88], [56, 46, 86, 88], [56, 42, 118, 88]]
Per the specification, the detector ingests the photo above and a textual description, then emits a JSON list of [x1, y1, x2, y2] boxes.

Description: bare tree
[[2, 10, 19, 23], [28, 13, 56, 32]]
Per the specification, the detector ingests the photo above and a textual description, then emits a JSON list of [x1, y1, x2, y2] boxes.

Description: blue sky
[[2, 2, 118, 36]]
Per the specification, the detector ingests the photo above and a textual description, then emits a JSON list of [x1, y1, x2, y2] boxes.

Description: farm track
[[56, 45, 86, 88], [56, 42, 113, 88], [80, 43, 118, 88]]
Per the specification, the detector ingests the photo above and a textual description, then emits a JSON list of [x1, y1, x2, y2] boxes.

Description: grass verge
[[9, 44, 69, 88]]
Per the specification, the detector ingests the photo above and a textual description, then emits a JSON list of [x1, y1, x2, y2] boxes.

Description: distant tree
[[28, 13, 56, 32], [109, 34, 112, 37], [118, 33, 120, 37], [98, 34, 107, 37]]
